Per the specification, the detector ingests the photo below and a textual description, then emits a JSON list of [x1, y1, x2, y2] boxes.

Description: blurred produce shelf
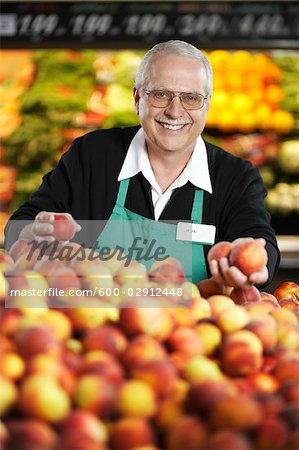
[[277, 235, 299, 269]]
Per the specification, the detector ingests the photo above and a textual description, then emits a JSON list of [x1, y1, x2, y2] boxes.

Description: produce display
[[1, 238, 299, 450], [1, 49, 298, 219]]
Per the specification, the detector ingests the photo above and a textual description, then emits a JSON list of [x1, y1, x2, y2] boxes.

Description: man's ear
[[133, 87, 140, 115]]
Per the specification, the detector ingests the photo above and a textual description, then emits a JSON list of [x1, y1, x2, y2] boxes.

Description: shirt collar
[[118, 128, 213, 194]]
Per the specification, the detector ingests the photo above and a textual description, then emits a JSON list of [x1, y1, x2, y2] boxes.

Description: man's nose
[[164, 95, 185, 117]]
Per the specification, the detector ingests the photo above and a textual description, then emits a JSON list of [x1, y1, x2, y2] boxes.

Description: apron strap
[[116, 178, 130, 207], [191, 189, 204, 222]]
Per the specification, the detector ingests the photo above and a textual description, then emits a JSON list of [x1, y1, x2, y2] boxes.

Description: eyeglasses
[[143, 89, 208, 110]]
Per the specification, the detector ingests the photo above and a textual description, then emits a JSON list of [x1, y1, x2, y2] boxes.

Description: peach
[[207, 294, 235, 315], [278, 298, 299, 313], [248, 372, 279, 394], [245, 300, 279, 315], [185, 380, 236, 416], [83, 325, 127, 356], [277, 323, 299, 350], [121, 335, 167, 369], [60, 410, 108, 446], [256, 392, 285, 418], [183, 355, 224, 383], [208, 241, 234, 263], [168, 307, 198, 328], [155, 398, 183, 430], [210, 394, 263, 430], [74, 374, 116, 418], [246, 317, 278, 353], [279, 379, 299, 402], [131, 359, 178, 397], [0, 249, 14, 270], [255, 417, 289, 450], [46, 266, 81, 304], [216, 305, 250, 332], [15, 324, 59, 359], [0, 351, 25, 380], [169, 351, 191, 372], [116, 379, 157, 417], [167, 326, 203, 357], [0, 309, 23, 336], [194, 323, 222, 356], [5, 269, 49, 308], [231, 285, 261, 305], [149, 257, 185, 285], [59, 434, 107, 450], [164, 415, 206, 450], [66, 304, 111, 331], [229, 241, 268, 276], [260, 291, 279, 304], [115, 261, 148, 285], [109, 417, 156, 450], [205, 429, 253, 450], [197, 278, 232, 298], [40, 309, 72, 340], [221, 330, 263, 376], [79, 351, 124, 385], [274, 281, 299, 304], [5, 419, 57, 450], [19, 373, 71, 422], [271, 308, 298, 326], [190, 297, 212, 321], [119, 305, 173, 341], [0, 375, 18, 416], [75, 261, 114, 293], [273, 357, 299, 384], [26, 353, 76, 396], [52, 214, 77, 240]]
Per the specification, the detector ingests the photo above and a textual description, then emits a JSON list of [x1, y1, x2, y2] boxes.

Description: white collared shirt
[[118, 128, 213, 220]]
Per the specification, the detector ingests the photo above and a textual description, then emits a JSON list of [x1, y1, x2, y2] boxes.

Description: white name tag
[[176, 222, 216, 245]]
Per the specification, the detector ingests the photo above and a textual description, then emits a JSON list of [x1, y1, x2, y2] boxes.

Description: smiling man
[[5, 40, 279, 288]]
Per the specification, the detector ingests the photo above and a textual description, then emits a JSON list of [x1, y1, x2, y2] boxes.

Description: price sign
[[1, 2, 298, 49]]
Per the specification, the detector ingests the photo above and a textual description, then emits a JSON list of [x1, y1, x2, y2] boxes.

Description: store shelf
[[277, 235, 299, 269]]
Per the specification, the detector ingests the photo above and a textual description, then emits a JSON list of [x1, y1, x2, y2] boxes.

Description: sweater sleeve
[[214, 159, 280, 286]]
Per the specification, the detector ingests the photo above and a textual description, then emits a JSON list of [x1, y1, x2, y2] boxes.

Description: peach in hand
[[229, 241, 268, 276], [52, 215, 77, 241]]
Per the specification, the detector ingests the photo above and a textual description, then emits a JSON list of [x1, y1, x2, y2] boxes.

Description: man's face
[[134, 54, 210, 156]]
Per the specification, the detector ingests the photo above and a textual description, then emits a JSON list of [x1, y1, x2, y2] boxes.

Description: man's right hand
[[19, 211, 81, 243]]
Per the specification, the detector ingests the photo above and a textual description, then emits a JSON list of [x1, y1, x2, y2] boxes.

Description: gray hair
[[135, 40, 213, 97]]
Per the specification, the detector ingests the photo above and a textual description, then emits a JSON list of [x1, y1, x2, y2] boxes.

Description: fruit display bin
[[1, 237, 299, 450]]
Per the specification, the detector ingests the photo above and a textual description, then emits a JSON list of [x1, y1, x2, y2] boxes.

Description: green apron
[[95, 178, 208, 283]]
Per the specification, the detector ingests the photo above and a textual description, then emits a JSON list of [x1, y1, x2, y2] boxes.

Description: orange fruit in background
[[271, 110, 295, 134], [231, 93, 253, 112], [255, 103, 273, 130], [265, 85, 284, 105], [224, 72, 244, 91], [237, 113, 257, 134], [217, 110, 236, 133], [210, 91, 230, 109]]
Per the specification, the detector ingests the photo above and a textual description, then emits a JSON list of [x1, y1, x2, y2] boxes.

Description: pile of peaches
[[0, 235, 299, 450]]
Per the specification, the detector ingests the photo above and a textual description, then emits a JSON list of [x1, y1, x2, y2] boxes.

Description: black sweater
[[5, 126, 280, 286]]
